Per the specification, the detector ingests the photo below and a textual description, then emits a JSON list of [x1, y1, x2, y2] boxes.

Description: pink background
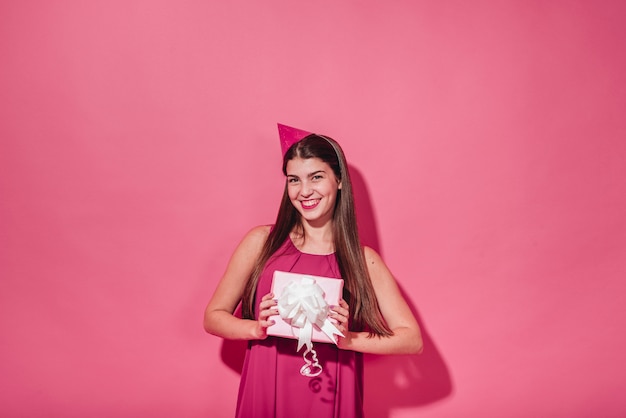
[[1, 1, 625, 417]]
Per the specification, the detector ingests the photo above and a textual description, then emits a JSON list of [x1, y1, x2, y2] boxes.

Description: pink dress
[[236, 237, 364, 418]]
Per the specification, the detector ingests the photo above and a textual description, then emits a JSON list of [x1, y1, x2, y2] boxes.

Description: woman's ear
[[338, 181, 342, 189]]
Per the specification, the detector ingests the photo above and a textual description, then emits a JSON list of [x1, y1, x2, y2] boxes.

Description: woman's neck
[[291, 221, 335, 254]]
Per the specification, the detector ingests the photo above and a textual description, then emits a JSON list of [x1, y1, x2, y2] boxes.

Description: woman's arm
[[203, 225, 278, 340], [334, 247, 423, 354]]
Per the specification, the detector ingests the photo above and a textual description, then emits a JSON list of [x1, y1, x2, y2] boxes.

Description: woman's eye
[[312, 175, 323, 180], [288, 178, 299, 183]]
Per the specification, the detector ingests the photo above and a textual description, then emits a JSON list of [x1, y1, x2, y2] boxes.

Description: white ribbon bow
[[277, 276, 344, 353]]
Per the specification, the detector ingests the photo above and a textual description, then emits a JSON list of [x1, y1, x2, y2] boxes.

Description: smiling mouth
[[301, 199, 320, 209]]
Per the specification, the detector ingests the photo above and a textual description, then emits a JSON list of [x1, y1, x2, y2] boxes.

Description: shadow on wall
[[219, 165, 452, 415], [351, 165, 453, 413]]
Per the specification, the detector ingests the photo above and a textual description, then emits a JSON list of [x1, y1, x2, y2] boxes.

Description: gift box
[[268, 270, 344, 346]]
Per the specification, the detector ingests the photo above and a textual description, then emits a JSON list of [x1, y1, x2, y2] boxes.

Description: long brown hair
[[242, 134, 392, 337]]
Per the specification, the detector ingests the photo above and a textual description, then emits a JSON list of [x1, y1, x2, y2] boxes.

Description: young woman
[[204, 130, 422, 417]]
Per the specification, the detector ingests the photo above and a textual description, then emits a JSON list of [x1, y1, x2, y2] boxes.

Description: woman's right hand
[[254, 292, 278, 339]]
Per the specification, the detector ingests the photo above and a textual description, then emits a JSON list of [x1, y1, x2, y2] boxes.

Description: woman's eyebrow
[[286, 170, 326, 178]]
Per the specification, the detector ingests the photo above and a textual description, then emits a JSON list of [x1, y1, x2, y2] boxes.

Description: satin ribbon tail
[[320, 320, 344, 345], [297, 321, 313, 352]]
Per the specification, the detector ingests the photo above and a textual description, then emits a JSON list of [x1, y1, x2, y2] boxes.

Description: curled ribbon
[[300, 348, 323, 377], [277, 276, 344, 353]]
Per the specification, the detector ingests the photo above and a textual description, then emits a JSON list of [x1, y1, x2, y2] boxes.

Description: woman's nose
[[300, 181, 314, 197]]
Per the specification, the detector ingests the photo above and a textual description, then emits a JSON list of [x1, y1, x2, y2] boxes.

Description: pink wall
[[1, 1, 625, 417]]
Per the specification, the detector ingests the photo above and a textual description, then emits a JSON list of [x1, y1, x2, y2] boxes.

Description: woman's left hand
[[330, 299, 351, 348]]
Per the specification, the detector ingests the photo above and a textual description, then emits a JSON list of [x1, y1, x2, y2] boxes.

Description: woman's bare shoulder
[[222, 225, 271, 272], [237, 225, 271, 250], [363, 246, 383, 264], [247, 224, 272, 239], [362, 246, 394, 282]]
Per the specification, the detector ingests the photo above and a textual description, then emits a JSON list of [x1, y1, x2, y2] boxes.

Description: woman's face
[[285, 157, 341, 226]]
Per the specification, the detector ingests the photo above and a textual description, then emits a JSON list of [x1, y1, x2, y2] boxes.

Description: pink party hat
[[278, 123, 312, 155]]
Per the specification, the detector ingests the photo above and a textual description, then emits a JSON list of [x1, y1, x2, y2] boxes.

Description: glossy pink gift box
[[268, 270, 344, 345]]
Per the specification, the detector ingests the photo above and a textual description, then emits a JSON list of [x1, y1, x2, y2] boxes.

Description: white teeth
[[302, 199, 320, 207]]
